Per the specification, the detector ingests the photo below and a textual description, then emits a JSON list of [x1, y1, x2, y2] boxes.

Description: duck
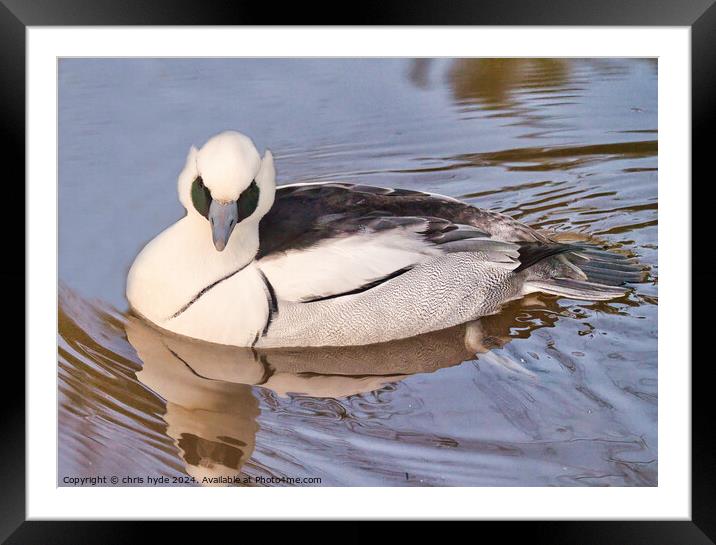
[[126, 130, 645, 348]]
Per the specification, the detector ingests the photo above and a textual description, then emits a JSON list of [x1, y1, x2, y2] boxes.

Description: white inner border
[[28, 27, 690, 520]]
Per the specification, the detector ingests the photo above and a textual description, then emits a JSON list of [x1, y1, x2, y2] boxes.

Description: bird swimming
[[126, 130, 645, 348]]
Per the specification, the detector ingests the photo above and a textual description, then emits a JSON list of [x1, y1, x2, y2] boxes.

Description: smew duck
[[126, 131, 644, 347]]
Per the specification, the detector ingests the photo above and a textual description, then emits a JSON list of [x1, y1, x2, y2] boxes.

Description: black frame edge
[[0, 0, 26, 543], [692, 0, 716, 541], [1, 0, 715, 26], [2, 521, 716, 545]]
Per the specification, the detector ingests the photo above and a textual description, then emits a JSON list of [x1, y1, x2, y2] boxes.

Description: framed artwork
[[4, 0, 711, 541]]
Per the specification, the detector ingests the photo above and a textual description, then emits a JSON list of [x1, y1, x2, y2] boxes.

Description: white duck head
[[178, 131, 275, 251]]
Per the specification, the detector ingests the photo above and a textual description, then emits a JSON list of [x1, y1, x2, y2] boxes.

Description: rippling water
[[59, 58, 657, 486]]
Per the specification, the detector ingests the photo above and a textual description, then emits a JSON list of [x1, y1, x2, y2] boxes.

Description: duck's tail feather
[[567, 245, 649, 286], [521, 242, 649, 301], [524, 277, 629, 301]]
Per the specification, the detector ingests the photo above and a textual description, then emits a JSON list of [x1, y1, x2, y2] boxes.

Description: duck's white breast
[[162, 262, 270, 346], [127, 216, 269, 346]]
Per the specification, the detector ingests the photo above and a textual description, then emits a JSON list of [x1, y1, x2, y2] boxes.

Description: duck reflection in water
[[125, 294, 558, 485]]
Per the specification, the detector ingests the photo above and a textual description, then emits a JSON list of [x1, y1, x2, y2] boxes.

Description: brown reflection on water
[[60, 284, 574, 485], [58, 289, 186, 480], [448, 58, 571, 109], [127, 293, 564, 483], [396, 140, 658, 176]]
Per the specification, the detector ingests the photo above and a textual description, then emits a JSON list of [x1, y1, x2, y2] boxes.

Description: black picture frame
[[4, 0, 711, 542]]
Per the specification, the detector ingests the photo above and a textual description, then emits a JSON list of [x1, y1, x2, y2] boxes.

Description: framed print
[[4, 0, 713, 542]]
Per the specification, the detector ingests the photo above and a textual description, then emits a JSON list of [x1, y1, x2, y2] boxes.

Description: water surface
[[59, 58, 657, 486]]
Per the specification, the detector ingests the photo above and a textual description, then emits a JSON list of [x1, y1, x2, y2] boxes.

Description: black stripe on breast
[[258, 270, 279, 337], [168, 261, 251, 320], [301, 266, 414, 303]]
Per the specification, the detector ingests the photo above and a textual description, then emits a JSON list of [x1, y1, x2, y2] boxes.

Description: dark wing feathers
[[311, 211, 520, 262], [514, 241, 577, 273], [257, 182, 544, 260], [257, 183, 644, 287]]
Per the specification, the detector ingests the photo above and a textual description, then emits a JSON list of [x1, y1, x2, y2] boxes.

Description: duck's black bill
[[209, 200, 239, 252]]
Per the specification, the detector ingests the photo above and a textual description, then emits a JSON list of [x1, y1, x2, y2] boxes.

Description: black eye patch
[[237, 181, 260, 221], [191, 176, 212, 218]]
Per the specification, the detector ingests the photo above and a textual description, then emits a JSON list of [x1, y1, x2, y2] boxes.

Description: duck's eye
[[237, 180, 260, 221], [191, 176, 212, 218]]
